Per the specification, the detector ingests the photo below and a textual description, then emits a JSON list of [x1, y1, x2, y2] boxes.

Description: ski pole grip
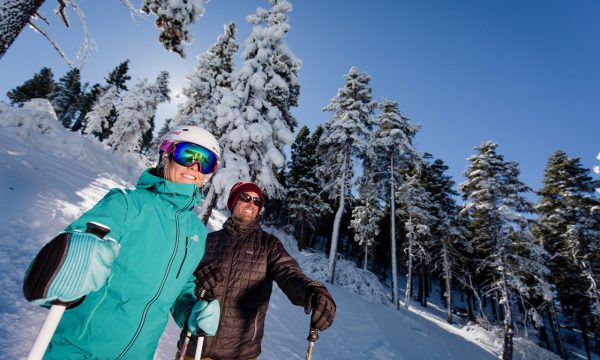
[[307, 327, 319, 342], [51, 222, 111, 309]]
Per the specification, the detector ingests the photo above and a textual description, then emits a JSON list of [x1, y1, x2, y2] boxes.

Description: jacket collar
[[136, 168, 201, 208], [223, 217, 261, 237]]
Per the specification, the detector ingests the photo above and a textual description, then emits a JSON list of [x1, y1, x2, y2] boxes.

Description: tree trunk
[[363, 240, 368, 270], [298, 221, 307, 250], [466, 290, 474, 321], [538, 318, 550, 350], [404, 228, 414, 310], [442, 243, 453, 324], [327, 149, 347, 284], [419, 264, 427, 307], [390, 156, 399, 309], [547, 302, 568, 359], [577, 313, 592, 360], [501, 273, 513, 360], [0, 0, 46, 59], [199, 185, 218, 225]]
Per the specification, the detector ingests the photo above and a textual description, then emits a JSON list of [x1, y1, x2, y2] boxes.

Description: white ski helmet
[[160, 126, 221, 160]]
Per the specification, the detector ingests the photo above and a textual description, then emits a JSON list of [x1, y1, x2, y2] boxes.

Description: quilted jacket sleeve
[[268, 236, 312, 307]]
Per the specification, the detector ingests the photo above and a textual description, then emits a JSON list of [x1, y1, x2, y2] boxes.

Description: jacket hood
[[136, 168, 202, 208]]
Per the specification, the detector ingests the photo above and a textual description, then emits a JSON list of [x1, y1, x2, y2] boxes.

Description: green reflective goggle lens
[[171, 142, 218, 174]]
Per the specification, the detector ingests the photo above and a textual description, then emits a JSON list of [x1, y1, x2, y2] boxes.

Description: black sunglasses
[[239, 192, 263, 207]]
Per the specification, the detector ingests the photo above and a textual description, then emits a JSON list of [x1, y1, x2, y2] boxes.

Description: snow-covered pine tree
[[172, 22, 239, 222], [460, 141, 549, 360], [94, 60, 132, 141], [397, 173, 436, 310], [318, 66, 376, 283], [83, 86, 119, 140], [175, 22, 239, 137], [105, 60, 131, 93], [370, 98, 420, 308], [7, 67, 55, 106], [286, 126, 330, 250], [141, 0, 208, 58], [72, 82, 102, 133], [105, 71, 170, 154], [351, 158, 383, 270], [419, 154, 466, 323], [535, 150, 600, 357], [50, 67, 82, 129], [211, 0, 300, 209]]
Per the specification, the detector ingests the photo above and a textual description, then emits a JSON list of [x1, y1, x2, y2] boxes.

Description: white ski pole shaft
[[27, 304, 66, 360], [194, 336, 204, 360]]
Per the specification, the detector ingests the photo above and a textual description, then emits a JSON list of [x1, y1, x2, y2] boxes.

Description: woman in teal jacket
[[24, 126, 221, 359]]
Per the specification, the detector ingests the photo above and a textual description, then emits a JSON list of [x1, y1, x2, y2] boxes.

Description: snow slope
[[0, 101, 562, 359]]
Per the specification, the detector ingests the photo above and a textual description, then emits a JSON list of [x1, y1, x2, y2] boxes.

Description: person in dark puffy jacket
[[176, 181, 336, 360]]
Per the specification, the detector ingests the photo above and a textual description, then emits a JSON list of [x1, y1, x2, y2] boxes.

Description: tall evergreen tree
[[370, 98, 420, 307], [105, 60, 131, 92], [72, 82, 102, 132], [176, 22, 239, 137], [7, 67, 55, 106], [94, 60, 132, 140], [106, 71, 170, 154], [50, 68, 82, 128], [83, 86, 119, 140], [535, 150, 600, 357], [286, 126, 330, 249], [211, 0, 300, 209], [351, 149, 383, 270], [318, 66, 376, 283], [397, 173, 436, 310], [460, 141, 549, 360], [420, 154, 466, 323]]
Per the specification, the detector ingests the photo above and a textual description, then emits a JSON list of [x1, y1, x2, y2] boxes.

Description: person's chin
[[177, 176, 200, 185]]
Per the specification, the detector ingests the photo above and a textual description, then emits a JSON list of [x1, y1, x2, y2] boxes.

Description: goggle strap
[[160, 140, 177, 153]]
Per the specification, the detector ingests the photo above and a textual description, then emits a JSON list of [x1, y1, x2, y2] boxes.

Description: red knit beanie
[[227, 181, 265, 212]]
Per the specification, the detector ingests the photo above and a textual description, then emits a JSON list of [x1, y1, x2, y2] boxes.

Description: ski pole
[[194, 289, 208, 360], [27, 222, 111, 360], [178, 288, 208, 360], [305, 327, 319, 360]]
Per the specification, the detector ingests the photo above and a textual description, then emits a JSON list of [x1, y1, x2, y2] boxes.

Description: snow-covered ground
[[0, 101, 574, 359]]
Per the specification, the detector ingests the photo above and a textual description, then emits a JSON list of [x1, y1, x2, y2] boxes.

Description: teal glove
[[26, 232, 120, 306], [187, 299, 220, 336]]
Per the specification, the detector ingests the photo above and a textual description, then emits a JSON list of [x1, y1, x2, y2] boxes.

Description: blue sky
[[2, 0, 599, 193]]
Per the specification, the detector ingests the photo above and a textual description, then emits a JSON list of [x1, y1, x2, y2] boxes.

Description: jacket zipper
[[176, 236, 189, 279], [208, 232, 241, 354], [115, 192, 195, 359]]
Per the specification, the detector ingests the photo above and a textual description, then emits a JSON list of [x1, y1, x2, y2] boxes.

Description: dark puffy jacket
[[181, 218, 312, 360]]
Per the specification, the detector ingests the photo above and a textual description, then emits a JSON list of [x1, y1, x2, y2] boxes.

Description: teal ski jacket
[[44, 169, 206, 360]]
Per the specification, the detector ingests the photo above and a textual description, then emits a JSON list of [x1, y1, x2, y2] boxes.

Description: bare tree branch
[[28, 19, 74, 68]]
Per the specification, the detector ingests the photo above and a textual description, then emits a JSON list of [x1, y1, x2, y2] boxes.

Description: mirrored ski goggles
[[160, 141, 219, 174], [239, 192, 263, 207]]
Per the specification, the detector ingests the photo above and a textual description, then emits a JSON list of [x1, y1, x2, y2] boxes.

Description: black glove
[[194, 264, 224, 300], [304, 281, 336, 331]]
